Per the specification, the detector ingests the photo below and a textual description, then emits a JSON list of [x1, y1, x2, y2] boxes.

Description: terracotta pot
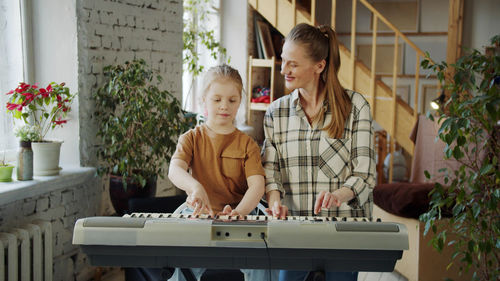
[[109, 175, 157, 215]]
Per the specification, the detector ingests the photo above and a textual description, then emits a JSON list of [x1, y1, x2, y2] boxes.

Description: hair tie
[[318, 26, 329, 38]]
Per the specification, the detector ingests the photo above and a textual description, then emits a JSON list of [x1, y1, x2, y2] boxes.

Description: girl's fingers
[[193, 200, 203, 215], [221, 205, 232, 215]]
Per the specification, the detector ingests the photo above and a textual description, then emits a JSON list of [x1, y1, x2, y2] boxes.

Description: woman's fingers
[[272, 201, 281, 217], [322, 192, 332, 209], [314, 190, 327, 214], [279, 205, 288, 219]]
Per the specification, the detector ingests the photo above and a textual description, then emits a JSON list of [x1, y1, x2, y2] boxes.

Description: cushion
[[373, 183, 435, 219]]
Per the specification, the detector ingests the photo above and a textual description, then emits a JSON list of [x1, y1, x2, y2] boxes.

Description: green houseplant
[[94, 59, 194, 215], [6, 82, 75, 176], [420, 35, 500, 281], [183, 0, 228, 78], [0, 153, 14, 182]]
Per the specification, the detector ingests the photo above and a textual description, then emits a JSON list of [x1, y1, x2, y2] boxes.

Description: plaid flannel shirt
[[262, 89, 376, 218]]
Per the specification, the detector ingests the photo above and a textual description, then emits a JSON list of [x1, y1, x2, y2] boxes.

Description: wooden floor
[[102, 268, 408, 281], [359, 271, 408, 281]]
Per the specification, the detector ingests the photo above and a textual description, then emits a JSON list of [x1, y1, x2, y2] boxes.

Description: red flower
[[19, 83, 29, 91], [6, 103, 22, 111], [53, 119, 67, 125], [21, 92, 34, 99], [6, 81, 74, 140]]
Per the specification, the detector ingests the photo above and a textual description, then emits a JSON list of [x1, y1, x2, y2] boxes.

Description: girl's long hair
[[285, 23, 352, 138]]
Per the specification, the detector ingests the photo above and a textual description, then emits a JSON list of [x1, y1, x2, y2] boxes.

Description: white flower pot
[[32, 141, 63, 176]]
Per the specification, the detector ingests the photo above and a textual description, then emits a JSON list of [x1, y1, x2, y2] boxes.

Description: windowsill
[[0, 166, 97, 206]]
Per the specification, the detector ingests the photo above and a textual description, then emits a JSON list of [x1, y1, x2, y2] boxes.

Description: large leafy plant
[[94, 59, 193, 187], [420, 36, 500, 281]]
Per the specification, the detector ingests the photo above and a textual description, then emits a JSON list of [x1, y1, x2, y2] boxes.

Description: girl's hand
[[218, 205, 240, 216], [314, 188, 355, 214], [265, 200, 288, 219], [187, 185, 214, 216]]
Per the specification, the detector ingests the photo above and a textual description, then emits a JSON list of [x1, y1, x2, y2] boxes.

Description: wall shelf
[[249, 102, 270, 111], [247, 56, 276, 123]]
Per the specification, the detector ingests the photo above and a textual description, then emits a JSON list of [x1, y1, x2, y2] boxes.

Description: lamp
[[430, 90, 446, 110]]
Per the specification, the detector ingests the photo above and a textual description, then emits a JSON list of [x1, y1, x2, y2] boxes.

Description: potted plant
[[0, 153, 14, 182], [6, 82, 75, 176], [14, 125, 39, 180], [420, 35, 499, 280], [94, 59, 194, 215]]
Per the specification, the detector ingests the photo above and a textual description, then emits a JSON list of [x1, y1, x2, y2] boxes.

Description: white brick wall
[[0, 170, 100, 281], [77, 0, 183, 215], [77, 0, 183, 167]]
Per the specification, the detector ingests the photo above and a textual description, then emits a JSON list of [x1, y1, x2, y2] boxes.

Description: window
[[0, 0, 24, 162], [182, 0, 222, 114]]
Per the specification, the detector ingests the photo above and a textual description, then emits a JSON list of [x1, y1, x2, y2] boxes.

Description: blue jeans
[[279, 270, 358, 281]]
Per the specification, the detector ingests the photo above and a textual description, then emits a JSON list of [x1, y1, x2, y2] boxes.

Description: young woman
[[263, 23, 376, 281]]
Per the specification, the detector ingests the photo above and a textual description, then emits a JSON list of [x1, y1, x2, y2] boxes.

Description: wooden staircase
[[249, 0, 436, 181]]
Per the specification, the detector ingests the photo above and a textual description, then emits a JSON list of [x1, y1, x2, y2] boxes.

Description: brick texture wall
[[77, 0, 183, 167], [0, 170, 100, 281], [76, 0, 184, 214]]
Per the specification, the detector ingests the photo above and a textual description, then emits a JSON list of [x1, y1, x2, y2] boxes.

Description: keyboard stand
[[160, 267, 197, 281], [305, 270, 325, 281]]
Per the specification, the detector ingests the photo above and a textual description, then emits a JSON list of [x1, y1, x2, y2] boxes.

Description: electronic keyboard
[[73, 213, 408, 272]]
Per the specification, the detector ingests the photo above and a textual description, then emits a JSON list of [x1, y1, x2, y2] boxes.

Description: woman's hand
[[266, 200, 289, 219], [265, 190, 288, 219], [187, 185, 214, 216], [314, 188, 355, 214]]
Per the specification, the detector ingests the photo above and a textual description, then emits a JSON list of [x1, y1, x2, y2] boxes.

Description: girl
[[168, 64, 277, 281], [263, 23, 376, 281]]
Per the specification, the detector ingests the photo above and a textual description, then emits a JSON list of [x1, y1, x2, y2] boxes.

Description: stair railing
[[306, 0, 436, 182]]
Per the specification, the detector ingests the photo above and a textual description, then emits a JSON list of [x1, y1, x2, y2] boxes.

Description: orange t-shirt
[[172, 124, 265, 213]]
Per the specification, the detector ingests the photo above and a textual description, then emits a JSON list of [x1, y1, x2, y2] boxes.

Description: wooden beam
[[369, 15, 378, 112], [247, 56, 253, 125], [446, 0, 464, 66], [350, 0, 357, 89], [331, 0, 336, 30], [311, 0, 316, 25], [389, 34, 399, 183]]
